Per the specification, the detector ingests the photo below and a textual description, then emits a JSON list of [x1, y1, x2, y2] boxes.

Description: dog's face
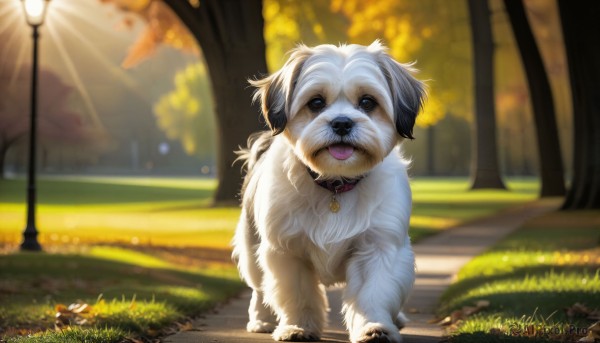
[[251, 41, 425, 178]]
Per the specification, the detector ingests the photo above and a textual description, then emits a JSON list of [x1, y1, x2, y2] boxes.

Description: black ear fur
[[249, 47, 312, 135], [261, 76, 288, 135], [377, 54, 426, 139]]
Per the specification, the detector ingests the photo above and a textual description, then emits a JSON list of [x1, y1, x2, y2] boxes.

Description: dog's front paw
[[247, 320, 276, 333], [272, 325, 320, 342], [355, 323, 402, 343]]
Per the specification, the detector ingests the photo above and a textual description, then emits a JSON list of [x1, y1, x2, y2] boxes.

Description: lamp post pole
[[20, 0, 49, 251]]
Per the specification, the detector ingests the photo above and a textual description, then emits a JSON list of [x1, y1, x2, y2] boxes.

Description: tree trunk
[[164, 0, 268, 205], [0, 141, 7, 179], [467, 0, 506, 190], [504, 0, 566, 197], [557, 1, 600, 209], [426, 125, 435, 176]]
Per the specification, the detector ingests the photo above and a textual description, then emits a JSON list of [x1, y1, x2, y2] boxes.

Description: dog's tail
[[234, 131, 274, 172]]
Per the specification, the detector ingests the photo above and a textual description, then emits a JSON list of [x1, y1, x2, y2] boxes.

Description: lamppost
[[20, 0, 51, 251]]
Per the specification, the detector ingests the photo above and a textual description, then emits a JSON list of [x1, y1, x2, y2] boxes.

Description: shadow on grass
[[0, 251, 244, 333], [447, 332, 557, 343], [0, 179, 215, 205], [413, 202, 531, 219], [439, 217, 600, 343]]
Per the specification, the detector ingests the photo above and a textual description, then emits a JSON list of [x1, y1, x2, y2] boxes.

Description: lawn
[[0, 176, 539, 342], [438, 209, 600, 343], [0, 176, 539, 247], [409, 177, 539, 241], [0, 247, 243, 343], [0, 177, 238, 249]]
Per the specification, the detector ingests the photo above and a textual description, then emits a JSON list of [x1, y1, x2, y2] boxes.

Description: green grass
[[0, 176, 541, 341], [0, 176, 539, 247], [439, 210, 600, 342], [0, 177, 238, 248], [4, 327, 128, 343], [409, 178, 539, 241], [0, 249, 244, 342]]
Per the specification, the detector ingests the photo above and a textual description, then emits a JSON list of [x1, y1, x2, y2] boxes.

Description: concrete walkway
[[164, 199, 560, 343]]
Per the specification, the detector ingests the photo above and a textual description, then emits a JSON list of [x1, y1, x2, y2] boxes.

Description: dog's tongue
[[328, 144, 354, 160]]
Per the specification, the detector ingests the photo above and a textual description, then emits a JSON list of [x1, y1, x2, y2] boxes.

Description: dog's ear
[[375, 47, 426, 140], [249, 46, 312, 135]]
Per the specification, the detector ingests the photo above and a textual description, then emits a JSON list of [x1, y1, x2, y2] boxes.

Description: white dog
[[232, 41, 425, 343]]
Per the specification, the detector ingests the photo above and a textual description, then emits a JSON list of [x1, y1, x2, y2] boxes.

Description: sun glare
[[0, 0, 151, 133], [24, 0, 44, 18], [22, 0, 48, 26]]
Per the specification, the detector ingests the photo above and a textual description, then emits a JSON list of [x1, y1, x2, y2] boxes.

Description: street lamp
[[20, 0, 51, 251]]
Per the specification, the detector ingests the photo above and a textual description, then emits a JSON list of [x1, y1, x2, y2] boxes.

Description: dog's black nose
[[330, 116, 354, 136]]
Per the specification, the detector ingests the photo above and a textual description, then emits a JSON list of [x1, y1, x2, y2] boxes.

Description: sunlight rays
[[0, 3, 30, 91], [0, 1, 18, 18], [0, 11, 23, 63], [45, 21, 105, 130], [48, 0, 131, 37], [1, 0, 156, 132], [51, 18, 152, 104]]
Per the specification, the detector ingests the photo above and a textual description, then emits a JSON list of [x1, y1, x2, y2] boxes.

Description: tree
[[557, 1, 600, 209], [153, 63, 216, 165], [467, 0, 506, 189], [0, 67, 106, 178], [162, 0, 267, 205], [100, 0, 268, 205], [504, 0, 565, 197], [101, 0, 200, 69]]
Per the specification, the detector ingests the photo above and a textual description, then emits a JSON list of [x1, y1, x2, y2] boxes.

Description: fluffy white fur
[[232, 41, 425, 343]]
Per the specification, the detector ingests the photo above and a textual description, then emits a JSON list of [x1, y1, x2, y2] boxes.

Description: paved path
[[164, 199, 560, 343]]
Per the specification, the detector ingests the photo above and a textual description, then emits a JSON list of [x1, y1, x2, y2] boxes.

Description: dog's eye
[[307, 97, 326, 112], [358, 96, 377, 112]]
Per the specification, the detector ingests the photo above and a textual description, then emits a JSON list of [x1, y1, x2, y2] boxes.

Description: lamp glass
[[21, 0, 49, 26]]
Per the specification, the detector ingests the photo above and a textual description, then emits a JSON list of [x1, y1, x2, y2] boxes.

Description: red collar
[[307, 168, 364, 194]]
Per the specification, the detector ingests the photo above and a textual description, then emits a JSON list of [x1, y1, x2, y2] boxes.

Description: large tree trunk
[[164, 0, 267, 206], [557, 1, 600, 209], [504, 0, 566, 197], [467, 0, 506, 190]]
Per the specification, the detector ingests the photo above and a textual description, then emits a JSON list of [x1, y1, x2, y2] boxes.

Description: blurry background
[[0, 0, 572, 179]]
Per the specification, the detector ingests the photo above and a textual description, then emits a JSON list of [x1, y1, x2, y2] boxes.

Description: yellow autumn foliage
[[153, 63, 215, 160], [263, 0, 469, 128]]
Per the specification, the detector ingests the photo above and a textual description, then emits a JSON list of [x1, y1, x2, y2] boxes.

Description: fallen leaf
[[146, 328, 160, 337], [489, 328, 504, 335], [461, 306, 479, 317], [476, 300, 490, 308], [129, 295, 137, 310], [69, 303, 91, 314], [435, 300, 491, 327], [450, 310, 463, 323], [54, 302, 94, 328], [578, 322, 600, 343], [566, 303, 600, 322], [176, 321, 194, 331]]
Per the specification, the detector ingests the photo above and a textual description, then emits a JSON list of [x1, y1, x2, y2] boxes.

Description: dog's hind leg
[[232, 209, 277, 333]]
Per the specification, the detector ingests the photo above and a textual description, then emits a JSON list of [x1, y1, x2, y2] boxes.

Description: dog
[[232, 41, 425, 343]]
